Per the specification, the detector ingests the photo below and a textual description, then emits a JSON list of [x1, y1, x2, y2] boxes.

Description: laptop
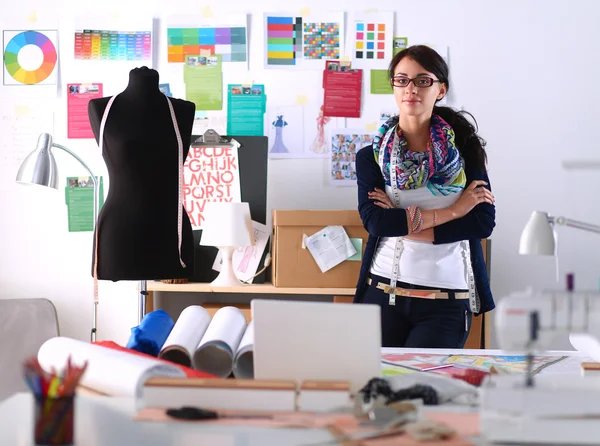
[[251, 299, 381, 393]]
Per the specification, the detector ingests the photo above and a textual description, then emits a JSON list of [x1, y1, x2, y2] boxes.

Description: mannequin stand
[[138, 280, 147, 323]]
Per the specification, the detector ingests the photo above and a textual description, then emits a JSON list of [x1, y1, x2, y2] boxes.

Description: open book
[[159, 305, 254, 378], [37, 337, 185, 398]]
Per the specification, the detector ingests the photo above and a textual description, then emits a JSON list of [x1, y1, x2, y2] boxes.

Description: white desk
[[0, 393, 334, 446], [0, 350, 588, 446]]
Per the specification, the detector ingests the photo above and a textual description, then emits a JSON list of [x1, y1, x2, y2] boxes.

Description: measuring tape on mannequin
[[93, 95, 186, 306], [377, 125, 480, 312]]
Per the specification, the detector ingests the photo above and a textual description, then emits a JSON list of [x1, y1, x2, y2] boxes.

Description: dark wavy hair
[[388, 45, 488, 172]]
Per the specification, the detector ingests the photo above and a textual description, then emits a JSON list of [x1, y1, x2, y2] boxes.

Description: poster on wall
[[165, 14, 248, 70], [330, 129, 374, 187], [347, 11, 394, 70], [72, 16, 152, 62], [3, 29, 59, 90], [67, 83, 103, 139], [263, 12, 344, 70], [266, 104, 343, 159], [182, 140, 242, 229]]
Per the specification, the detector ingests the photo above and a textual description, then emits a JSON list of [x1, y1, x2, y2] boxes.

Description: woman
[[355, 45, 495, 348]]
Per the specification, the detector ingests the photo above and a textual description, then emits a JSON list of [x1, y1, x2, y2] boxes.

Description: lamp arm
[[550, 216, 600, 235], [52, 143, 99, 229]]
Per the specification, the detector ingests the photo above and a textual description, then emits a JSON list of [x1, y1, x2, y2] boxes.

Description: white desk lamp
[[16, 133, 100, 342], [519, 210, 600, 256], [200, 202, 254, 287]]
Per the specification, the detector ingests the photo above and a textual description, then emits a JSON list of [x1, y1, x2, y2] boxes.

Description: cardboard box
[[271, 210, 367, 288]]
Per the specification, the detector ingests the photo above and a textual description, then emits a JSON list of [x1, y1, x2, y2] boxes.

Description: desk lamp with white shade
[[519, 210, 600, 256], [16, 133, 101, 341], [200, 202, 254, 287]]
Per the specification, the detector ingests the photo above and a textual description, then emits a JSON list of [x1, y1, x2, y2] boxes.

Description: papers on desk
[[37, 337, 185, 398], [303, 226, 356, 273], [159, 305, 253, 378]]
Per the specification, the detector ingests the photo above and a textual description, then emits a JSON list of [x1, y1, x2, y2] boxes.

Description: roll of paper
[[159, 305, 211, 367], [38, 337, 184, 398], [233, 320, 254, 379], [193, 306, 246, 377]]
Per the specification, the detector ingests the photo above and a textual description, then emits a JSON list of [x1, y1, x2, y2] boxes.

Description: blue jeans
[[362, 274, 472, 348]]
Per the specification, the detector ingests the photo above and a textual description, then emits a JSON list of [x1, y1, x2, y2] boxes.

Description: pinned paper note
[[295, 95, 308, 105], [201, 6, 214, 18], [305, 226, 357, 273], [15, 106, 32, 117], [26, 10, 38, 23], [365, 122, 377, 131], [299, 7, 311, 16]]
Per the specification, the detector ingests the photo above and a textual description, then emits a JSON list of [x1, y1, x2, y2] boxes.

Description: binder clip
[[192, 129, 232, 147]]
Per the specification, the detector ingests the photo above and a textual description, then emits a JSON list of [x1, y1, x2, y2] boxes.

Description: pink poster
[[67, 83, 103, 138]]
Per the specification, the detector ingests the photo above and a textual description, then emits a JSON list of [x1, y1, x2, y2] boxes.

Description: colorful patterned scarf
[[372, 114, 466, 196]]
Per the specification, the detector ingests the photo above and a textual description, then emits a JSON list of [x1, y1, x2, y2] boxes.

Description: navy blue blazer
[[354, 145, 495, 315]]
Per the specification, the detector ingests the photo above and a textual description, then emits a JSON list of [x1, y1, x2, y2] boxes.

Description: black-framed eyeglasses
[[390, 76, 442, 88]]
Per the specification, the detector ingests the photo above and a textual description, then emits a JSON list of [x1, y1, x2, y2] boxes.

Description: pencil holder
[[33, 395, 75, 445]]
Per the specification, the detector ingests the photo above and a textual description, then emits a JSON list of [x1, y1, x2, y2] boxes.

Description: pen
[[421, 364, 453, 372]]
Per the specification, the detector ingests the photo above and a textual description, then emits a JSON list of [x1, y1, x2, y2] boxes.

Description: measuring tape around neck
[[378, 127, 480, 312]]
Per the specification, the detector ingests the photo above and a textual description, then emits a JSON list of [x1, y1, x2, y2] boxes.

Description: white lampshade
[[519, 211, 556, 256], [200, 202, 254, 248]]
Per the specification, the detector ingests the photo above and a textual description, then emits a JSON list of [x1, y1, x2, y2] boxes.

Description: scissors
[[166, 406, 273, 421]]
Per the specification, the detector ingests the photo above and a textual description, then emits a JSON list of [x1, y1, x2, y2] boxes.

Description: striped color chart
[[266, 16, 302, 66], [74, 30, 151, 61], [167, 27, 247, 63]]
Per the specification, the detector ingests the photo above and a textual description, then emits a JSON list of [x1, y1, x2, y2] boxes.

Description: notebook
[[251, 299, 381, 393]]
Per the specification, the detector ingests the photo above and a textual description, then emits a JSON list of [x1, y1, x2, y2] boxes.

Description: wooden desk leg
[[145, 290, 154, 315]]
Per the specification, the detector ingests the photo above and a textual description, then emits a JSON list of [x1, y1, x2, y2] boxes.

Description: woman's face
[[392, 57, 446, 118]]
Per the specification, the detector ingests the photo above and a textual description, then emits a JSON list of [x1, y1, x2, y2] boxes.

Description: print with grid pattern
[[355, 22, 386, 60], [167, 27, 247, 63]]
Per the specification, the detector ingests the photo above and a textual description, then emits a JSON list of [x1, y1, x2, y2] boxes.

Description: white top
[[370, 185, 469, 289]]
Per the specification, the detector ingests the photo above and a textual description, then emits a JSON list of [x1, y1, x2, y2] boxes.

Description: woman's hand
[[368, 188, 395, 209], [450, 180, 494, 218]]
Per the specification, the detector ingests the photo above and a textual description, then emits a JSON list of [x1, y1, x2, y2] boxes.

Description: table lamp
[[16, 133, 100, 341], [200, 202, 254, 287], [519, 210, 600, 256]]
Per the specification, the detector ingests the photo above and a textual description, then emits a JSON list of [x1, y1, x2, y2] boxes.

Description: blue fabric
[[125, 309, 174, 356], [354, 144, 495, 315]]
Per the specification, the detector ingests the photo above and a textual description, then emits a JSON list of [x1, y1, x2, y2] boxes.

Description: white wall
[[1, 0, 599, 348]]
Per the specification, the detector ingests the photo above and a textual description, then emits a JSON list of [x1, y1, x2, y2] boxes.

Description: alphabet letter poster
[[182, 140, 241, 229]]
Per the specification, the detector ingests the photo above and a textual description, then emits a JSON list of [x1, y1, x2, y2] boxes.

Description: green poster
[[226, 84, 267, 136], [184, 54, 223, 110], [65, 176, 104, 232], [393, 37, 408, 56], [370, 70, 393, 94]]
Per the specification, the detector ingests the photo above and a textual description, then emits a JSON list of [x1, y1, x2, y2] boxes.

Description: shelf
[[145, 281, 356, 295]]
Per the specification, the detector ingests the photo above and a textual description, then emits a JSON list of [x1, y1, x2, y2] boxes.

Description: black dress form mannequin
[[88, 67, 195, 280]]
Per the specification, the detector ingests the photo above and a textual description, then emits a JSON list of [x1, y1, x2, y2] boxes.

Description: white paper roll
[[38, 337, 184, 398], [159, 305, 211, 367], [193, 306, 247, 377]]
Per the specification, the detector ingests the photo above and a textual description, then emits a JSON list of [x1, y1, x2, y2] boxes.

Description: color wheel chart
[[74, 29, 151, 61], [3, 30, 58, 85], [265, 14, 342, 69], [167, 27, 247, 63]]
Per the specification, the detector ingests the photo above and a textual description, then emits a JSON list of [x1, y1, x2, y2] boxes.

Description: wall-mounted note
[[295, 95, 308, 105]]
